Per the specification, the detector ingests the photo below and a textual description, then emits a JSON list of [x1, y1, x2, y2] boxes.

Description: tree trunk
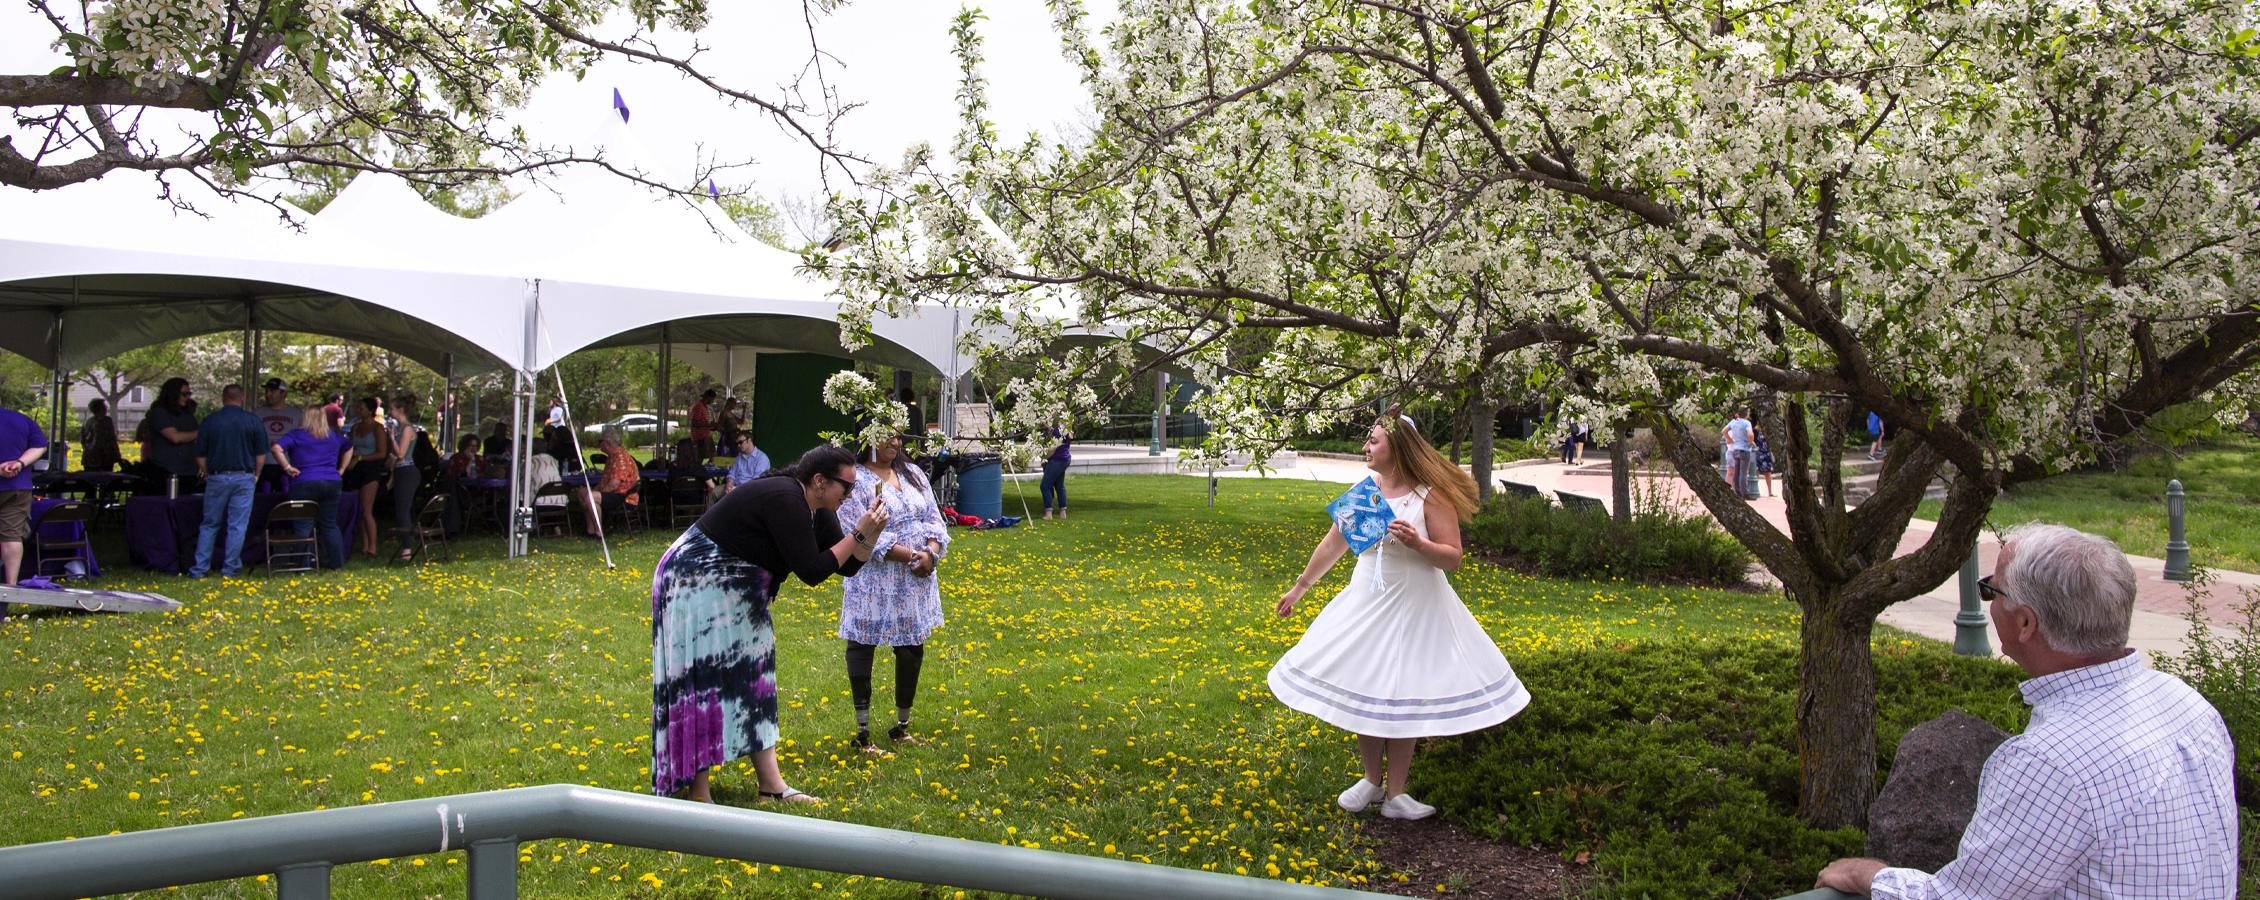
[[1795, 592, 1879, 828], [1471, 403, 1496, 502], [1610, 423, 1631, 523]]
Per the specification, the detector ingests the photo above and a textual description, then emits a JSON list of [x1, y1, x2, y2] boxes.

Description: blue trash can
[[954, 453, 1003, 519]]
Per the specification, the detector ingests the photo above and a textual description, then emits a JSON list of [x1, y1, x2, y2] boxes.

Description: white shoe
[[1336, 778, 1385, 812], [1380, 793, 1436, 820]]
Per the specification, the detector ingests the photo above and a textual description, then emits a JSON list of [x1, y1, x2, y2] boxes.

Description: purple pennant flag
[[612, 87, 631, 123], [707, 180, 719, 199]]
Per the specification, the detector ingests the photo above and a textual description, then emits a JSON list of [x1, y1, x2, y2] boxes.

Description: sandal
[[853, 730, 890, 756], [758, 787, 820, 804], [887, 723, 921, 745]]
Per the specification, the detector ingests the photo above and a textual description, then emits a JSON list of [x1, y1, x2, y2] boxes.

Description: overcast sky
[[1, 2, 1115, 215]]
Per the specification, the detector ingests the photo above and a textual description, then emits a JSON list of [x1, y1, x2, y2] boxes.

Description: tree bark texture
[[1796, 596, 1880, 828], [1610, 423, 1631, 523]]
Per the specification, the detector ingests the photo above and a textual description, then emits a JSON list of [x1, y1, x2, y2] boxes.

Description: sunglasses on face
[[824, 473, 856, 491], [1976, 575, 2007, 604]]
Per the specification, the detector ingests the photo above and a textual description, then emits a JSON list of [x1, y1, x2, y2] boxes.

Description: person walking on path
[[270, 407, 355, 570], [1867, 410, 1886, 460], [1269, 409, 1530, 821], [1721, 408, 1758, 499], [0, 402, 49, 589], [651, 445, 886, 805], [1040, 426, 1072, 519], [1816, 523, 2239, 898], [835, 432, 950, 754], [188, 385, 267, 578], [1752, 423, 1777, 499]]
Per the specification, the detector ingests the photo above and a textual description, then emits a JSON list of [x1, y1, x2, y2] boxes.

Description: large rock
[[1865, 710, 2011, 873]]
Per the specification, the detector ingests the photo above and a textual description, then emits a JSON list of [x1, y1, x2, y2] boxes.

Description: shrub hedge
[[1465, 492, 1752, 587], [1413, 639, 2029, 898]]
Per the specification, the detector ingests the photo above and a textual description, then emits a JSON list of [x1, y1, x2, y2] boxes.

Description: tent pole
[[656, 325, 672, 461], [724, 345, 735, 399], [440, 353, 457, 453], [48, 304, 67, 471], [942, 309, 960, 440], [508, 279, 541, 560], [241, 296, 257, 394]]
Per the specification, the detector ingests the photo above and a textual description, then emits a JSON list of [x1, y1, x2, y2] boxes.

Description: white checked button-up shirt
[[1871, 652, 2239, 899]]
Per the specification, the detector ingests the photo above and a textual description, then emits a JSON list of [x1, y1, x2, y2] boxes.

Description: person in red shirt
[[575, 430, 641, 536], [689, 389, 717, 461]]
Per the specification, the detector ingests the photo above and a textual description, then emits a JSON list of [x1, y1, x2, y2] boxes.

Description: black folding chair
[[31, 501, 96, 579], [264, 500, 320, 576]]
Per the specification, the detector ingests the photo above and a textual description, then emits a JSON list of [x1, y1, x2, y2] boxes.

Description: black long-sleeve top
[[697, 475, 866, 586]]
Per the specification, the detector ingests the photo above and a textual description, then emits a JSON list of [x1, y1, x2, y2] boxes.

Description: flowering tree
[[1, 0, 864, 205], [821, 0, 2260, 826]]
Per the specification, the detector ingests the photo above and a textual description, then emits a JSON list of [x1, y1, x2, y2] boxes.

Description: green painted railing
[[1780, 889, 1859, 899], [0, 784, 1385, 900]]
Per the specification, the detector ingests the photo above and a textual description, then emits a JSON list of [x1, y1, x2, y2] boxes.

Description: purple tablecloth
[[123, 492, 361, 573], [28, 497, 100, 578]]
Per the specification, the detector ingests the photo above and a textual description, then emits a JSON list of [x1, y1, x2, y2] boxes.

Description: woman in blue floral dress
[[835, 432, 950, 752]]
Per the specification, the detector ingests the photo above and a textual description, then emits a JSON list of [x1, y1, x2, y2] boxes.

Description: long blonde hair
[[299, 406, 332, 440], [1378, 408, 1479, 520]]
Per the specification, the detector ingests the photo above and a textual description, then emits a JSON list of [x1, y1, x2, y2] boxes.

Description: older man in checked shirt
[[1817, 523, 2239, 898]]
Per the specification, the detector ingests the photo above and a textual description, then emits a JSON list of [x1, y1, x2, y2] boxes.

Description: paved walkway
[[1212, 452, 2248, 661]]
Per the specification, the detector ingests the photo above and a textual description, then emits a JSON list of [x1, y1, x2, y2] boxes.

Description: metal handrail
[[1779, 890, 1858, 899], [0, 784, 1384, 900]]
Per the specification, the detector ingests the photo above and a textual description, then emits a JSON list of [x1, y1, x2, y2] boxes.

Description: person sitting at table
[[727, 432, 772, 492], [481, 421, 510, 459], [574, 429, 640, 537], [78, 398, 121, 474], [443, 434, 481, 482], [143, 377, 202, 491], [667, 438, 714, 510], [271, 407, 354, 570], [344, 397, 394, 559], [527, 439, 567, 514]]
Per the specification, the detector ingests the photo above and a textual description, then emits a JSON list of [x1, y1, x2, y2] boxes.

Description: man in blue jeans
[[189, 384, 268, 578]]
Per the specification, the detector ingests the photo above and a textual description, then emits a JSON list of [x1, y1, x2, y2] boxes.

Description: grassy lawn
[[2, 475, 2001, 898], [1918, 435, 2260, 573]]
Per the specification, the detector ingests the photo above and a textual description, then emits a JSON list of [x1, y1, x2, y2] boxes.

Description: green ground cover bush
[[0, 475, 2019, 898], [1417, 640, 2028, 898], [1466, 493, 1753, 587], [1917, 434, 2260, 572]]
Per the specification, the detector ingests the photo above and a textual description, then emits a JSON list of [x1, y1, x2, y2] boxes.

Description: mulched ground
[[1365, 815, 1592, 899]]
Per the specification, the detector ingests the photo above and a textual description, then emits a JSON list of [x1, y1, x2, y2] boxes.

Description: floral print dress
[[835, 465, 950, 646]]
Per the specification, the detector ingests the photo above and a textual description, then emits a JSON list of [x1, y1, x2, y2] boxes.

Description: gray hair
[[1999, 523, 2135, 655], [601, 427, 624, 445]]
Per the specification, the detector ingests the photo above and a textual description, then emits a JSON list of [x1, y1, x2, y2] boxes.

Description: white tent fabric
[[0, 178, 528, 376]]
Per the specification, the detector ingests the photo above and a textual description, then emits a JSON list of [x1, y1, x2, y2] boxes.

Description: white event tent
[[0, 115, 978, 559]]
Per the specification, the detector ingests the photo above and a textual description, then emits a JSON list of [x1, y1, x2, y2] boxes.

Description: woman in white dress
[[1270, 411, 1530, 820]]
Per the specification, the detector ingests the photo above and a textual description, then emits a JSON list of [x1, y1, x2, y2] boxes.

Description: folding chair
[[264, 500, 320, 576], [532, 482, 573, 537], [31, 500, 95, 580], [397, 493, 450, 564]]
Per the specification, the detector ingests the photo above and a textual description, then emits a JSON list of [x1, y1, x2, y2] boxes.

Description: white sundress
[[1267, 487, 1530, 738]]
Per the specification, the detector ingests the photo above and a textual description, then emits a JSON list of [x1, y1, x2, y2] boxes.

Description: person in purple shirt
[[270, 407, 357, 570], [0, 403, 51, 589], [1040, 426, 1072, 520]]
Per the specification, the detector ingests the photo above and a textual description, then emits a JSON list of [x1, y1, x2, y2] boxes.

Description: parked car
[[583, 413, 679, 435]]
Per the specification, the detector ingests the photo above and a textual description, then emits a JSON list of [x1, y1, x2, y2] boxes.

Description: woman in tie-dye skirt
[[651, 445, 886, 805]]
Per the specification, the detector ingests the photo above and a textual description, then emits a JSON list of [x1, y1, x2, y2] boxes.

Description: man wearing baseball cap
[[254, 378, 301, 494]]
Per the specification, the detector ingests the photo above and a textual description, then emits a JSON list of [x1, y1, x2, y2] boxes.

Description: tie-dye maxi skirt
[[651, 525, 780, 796]]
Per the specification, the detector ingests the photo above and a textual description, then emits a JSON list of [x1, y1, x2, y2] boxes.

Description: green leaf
[[281, 29, 315, 51]]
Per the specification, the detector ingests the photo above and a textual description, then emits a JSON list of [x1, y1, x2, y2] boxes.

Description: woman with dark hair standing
[[834, 432, 949, 753], [651, 444, 888, 805], [1039, 426, 1072, 519], [142, 377, 202, 488], [345, 397, 393, 558], [386, 394, 426, 562]]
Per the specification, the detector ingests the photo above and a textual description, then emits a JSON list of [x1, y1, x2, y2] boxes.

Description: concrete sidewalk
[[1210, 454, 2244, 661]]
